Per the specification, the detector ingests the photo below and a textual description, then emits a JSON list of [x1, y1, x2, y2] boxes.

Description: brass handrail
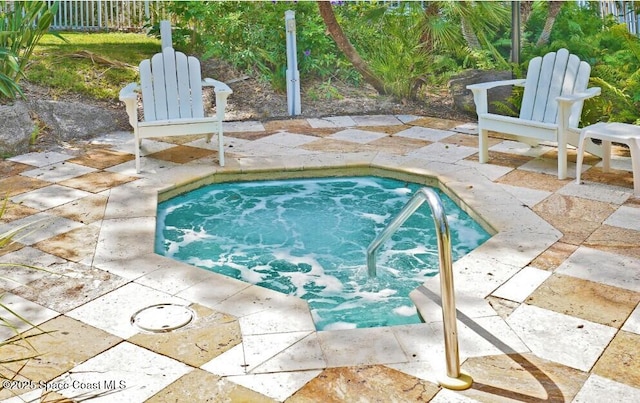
[[366, 187, 472, 390]]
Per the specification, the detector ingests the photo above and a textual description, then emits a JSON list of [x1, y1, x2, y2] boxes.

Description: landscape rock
[[0, 101, 35, 156], [0, 97, 128, 156], [29, 99, 124, 142], [449, 69, 516, 118]]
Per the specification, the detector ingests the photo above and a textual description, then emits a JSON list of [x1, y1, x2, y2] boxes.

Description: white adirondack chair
[[119, 47, 232, 173], [467, 48, 602, 179]]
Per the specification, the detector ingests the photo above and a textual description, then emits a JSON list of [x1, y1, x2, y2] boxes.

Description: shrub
[[355, 3, 432, 100], [164, 1, 346, 91], [0, 47, 21, 99], [0, 1, 59, 101]]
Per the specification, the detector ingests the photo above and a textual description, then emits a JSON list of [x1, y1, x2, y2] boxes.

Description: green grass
[[26, 32, 160, 101]]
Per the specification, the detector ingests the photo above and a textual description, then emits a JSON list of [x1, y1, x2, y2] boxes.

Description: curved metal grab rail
[[366, 187, 472, 390]]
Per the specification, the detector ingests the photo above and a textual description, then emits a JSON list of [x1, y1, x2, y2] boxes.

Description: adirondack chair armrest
[[467, 79, 526, 115], [119, 82, 139, 100], [466, 78, 526, 92], [555, 87, 601, 104], [119, 83, 140, 128], [555, 87, 602, 133], [202, 78, 233, 96], [203, 78, 233, 120]]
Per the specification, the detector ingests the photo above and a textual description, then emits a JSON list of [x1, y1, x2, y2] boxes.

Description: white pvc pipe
[[285, 10, 301, 116]]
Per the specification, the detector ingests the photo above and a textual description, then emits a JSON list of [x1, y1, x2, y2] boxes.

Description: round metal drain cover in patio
[[131, 304, 194, 333]]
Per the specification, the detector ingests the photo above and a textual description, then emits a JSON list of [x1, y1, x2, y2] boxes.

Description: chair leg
[[629, 138, 640, 196], [135, 133, 141, 174], [575, 133, 588, 185], [557, 125, 568, 180], [478, 127, 489, 163], [218, 128, 225, 167], [602, 141, 612, 173], [558, 142, 568, 181]]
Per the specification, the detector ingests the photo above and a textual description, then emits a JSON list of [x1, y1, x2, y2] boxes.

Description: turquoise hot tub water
[[155, 176, 490, 330]]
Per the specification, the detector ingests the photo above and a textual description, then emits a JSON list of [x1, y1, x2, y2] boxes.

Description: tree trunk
[[317, 1, 387, 95], [519, 1, 533, 47], [456, 1, 482, 50], [536, 1, 563, 47], [419, 1, 441, 53], [461, 16, 482, 49]]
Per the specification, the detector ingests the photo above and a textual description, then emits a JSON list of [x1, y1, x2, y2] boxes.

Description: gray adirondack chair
[[467, 48, 602, 179], [119, 47, 232, 173]]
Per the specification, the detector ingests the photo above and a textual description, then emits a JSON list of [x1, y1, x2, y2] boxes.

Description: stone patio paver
[[526, 273, 640, 328], [33, 223, 100, 262], [59, 170, 138, 193], [0, 291, 59, 341], [20, 161, 97, 183], [592, 330, 640, 388], [7, 151, 72, 167], [506, 304, 617, 372], [288, 365, 440, 403], [585, 224, 640, 259], [10, 185, 92, 210], [556, 246, 640, 292], [53, 342, 190, 402], [457, 353, 589, 402], [395, 125, 455, 142], [128, 304, 241, 367], [10, 262, 127, 313], [0, 315, 121, 400], [66, 148, 135, 169], [66, 282, 189, 339], [146, 369, 277, 402]]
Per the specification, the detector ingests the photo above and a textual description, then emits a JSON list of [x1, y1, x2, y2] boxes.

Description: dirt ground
[[200, 59, 471, 122], [18, 58, 472, 153]]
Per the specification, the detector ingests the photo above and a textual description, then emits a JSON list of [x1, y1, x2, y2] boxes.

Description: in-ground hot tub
[[155, 171, 491, 330]]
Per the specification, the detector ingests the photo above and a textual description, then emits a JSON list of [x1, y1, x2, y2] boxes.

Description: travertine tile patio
[[1, 114, 639, 402]]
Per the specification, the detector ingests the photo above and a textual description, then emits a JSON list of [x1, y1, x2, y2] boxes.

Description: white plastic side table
[[576, 122, 640, 196]]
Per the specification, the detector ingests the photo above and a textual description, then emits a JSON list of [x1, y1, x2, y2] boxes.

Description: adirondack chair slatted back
[[139, 47, 205, 122], [519, 48, 591, 128]]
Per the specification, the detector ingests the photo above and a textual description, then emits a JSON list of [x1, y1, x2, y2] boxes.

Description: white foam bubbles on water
[[271, 249, 344, 295], [239, 264, 269, 283], [393, 305, 417, 317], [239, 198, 267, 218], [360, 212, 390, 224], [452, 224, 488, 251], [392, 187, 413, 196], [356, 288, 397, 301], [164, 227, 214, 256], [186, 256, 217, 269], [323, 321, 358, 330]]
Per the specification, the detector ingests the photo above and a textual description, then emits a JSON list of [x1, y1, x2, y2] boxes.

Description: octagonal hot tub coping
[[96, 158, 560, 379], [157, 164, 498, 232]]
